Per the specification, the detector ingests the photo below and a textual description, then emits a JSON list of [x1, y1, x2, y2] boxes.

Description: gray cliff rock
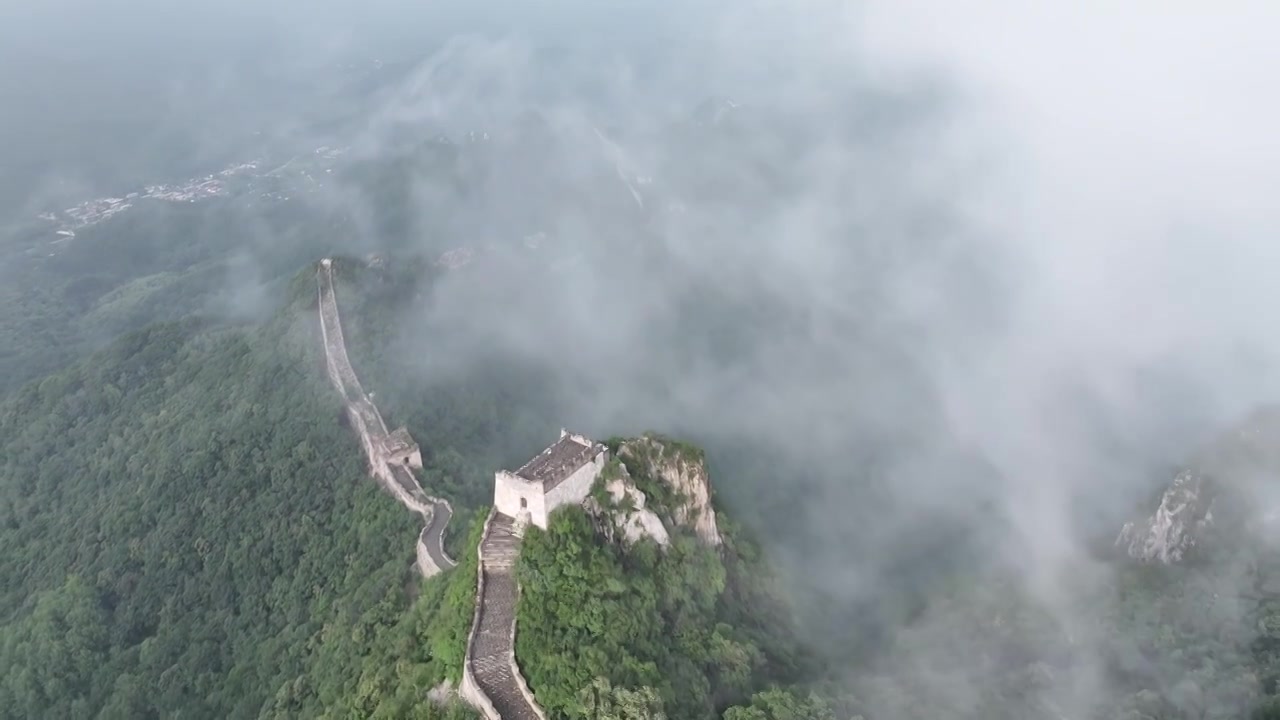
[[606, 477, 671, 547], [584, 469, 672, 548], [1117, 405, 1280, 563], [619, 436, 723, 547], [1116, 470, 1215, 563], [582, 435, 723, 548]]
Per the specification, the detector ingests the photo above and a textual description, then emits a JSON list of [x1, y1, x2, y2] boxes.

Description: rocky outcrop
[[317, 258, 457, 577], [619, 436, 722, 546], [585, 472, 671, 547], [1117, 405, 1280, 564], [1117, 470, 1215, 564]]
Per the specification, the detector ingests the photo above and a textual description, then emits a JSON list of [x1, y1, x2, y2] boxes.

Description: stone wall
[[494, 447, 607, 530], [494, 471, 548, 527], [464, 511, 547, 720], [460, 510, 502, 720], [416, 531, 441, 578], [317, 259, 456, 578], [508, 604, 546, 720], [542, 450, 608, 526], [389, 446, 423, 470], [416, 497, 457, 576], [318, 259, 376, 409]]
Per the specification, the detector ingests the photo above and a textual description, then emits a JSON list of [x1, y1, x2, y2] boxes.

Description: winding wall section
[[318, 257, 543, 717], [317, 258, 457, 576]]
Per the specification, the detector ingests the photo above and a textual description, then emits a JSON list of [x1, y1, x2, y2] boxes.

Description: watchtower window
[[520, 497, 528, 509]]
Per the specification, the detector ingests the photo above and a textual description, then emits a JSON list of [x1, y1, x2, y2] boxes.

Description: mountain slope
[[0, 278, 475, 719], [514, 437, 808, 719]]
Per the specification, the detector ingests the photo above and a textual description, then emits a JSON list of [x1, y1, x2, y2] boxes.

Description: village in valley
[[32, 148, 349, 241]]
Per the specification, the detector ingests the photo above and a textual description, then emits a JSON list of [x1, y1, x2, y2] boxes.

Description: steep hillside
[[0, 274, 479, 719], [0, 255, 830, 720], [514, 436, 810, 720]]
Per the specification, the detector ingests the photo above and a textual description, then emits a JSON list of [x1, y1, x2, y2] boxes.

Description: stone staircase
[[317, 258, 548, 716], [464, 513, 544, 720]]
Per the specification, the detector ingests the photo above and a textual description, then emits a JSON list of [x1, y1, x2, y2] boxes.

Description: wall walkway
[[317, 258, 457, 577], [318, 257, 543, 718], [462, 511, 546, 720]]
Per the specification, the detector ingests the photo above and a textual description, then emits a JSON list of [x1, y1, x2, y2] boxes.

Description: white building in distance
[[495, 430, 608, 530]]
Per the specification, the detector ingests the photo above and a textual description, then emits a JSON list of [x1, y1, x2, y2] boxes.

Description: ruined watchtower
[[383, 427, 423, 470], [494, 430, 608, 530]]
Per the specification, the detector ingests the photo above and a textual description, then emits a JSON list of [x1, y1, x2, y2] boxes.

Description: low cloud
[[11, 0, 1279, 713], [321, 1, 1280, 712]]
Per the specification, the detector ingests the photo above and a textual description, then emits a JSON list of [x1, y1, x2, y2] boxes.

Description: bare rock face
[[585, 474, 672, 547], [1117, 470, 1215, 563], [428, 680, 455, 706], [1117, 405, 1280, 564], [619, 436, 723, 547], [582, 435, 724, 548], [607, 478, 671, 546]]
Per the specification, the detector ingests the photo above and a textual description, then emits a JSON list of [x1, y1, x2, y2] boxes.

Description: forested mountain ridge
[[6, 233, 1280, 720], [513, 436, 820, 719], [0, 269, 481, 719], [0, 257, 833, 720], [2, 3, 1275, 713], [0, 87, 1273, 718], [316, 257, 835, 719]]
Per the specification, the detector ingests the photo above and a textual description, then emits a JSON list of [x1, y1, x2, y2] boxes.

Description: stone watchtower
[[383, 427, 423, 469], [494, 429, 608, 530]]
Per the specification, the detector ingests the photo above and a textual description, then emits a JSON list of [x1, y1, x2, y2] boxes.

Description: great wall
[[317, 258, 543, 719], [459, 510, 546, 720], [317, 258, 456, 577]]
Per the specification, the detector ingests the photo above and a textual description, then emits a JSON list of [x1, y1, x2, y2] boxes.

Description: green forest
[[516, 506, 801, 718], [0, 275, 482, 718], [5, 252, 1280, 719], [2, 103, 1280, 717], [0, 258, 832, 719]]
